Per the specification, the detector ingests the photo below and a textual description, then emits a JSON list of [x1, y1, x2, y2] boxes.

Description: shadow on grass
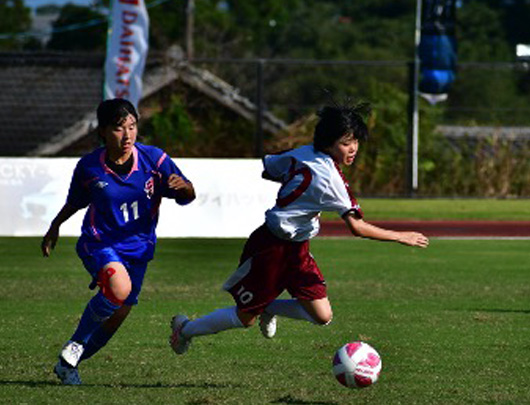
[[467, 308, 530, 314], [0, 380, 58, 388], [271, 394, 339, 405], [0, 380, 241, 389]]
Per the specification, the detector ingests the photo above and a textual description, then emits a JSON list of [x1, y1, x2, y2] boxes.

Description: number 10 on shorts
[[236, 285, 254, 305]]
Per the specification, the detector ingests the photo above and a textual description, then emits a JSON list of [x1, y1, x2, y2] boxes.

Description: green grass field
[[342, 198, 530, 220], [1, 236, 529, 404]]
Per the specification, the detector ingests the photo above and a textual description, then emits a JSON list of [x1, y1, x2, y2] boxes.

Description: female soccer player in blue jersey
[[169, 101, 429, 356], [41, 98, 196, 385]]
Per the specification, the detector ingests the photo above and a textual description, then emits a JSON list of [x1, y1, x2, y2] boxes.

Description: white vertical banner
[[104, 0, 149, 107]]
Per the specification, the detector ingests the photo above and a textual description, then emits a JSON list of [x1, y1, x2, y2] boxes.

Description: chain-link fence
[[1, 52, 528, 196]]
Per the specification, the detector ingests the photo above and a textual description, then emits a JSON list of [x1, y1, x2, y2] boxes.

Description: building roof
[[0, 52, 102, 156], [437, 125, 530, 140], [0, 47, 286, 157]]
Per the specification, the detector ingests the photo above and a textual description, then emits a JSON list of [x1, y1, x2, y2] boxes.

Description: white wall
[[0, 158, 279, 238]]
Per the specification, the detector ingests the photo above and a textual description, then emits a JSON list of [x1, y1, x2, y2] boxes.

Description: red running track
[[319, 220, 530, 237]]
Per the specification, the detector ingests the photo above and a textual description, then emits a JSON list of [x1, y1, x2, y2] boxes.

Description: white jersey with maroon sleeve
[[263, 144, 363, 241]]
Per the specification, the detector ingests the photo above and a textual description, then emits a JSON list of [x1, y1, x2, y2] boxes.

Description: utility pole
[[186, 0, 195, 60], [255, 59, 265, 157], [409, 0, 422, 195]]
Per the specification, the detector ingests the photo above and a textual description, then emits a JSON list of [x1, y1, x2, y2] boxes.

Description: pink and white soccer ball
[[332, 341, 382, 388]]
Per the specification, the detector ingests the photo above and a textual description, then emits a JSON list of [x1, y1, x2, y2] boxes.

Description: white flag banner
[[104, 0, 149, 107]]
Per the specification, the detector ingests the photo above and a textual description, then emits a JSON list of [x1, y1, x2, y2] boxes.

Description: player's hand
[[397, 232, 429, 248], [41, 227, 59, 257], [168, 174, 196, 204], [168, 174, 188, 191]]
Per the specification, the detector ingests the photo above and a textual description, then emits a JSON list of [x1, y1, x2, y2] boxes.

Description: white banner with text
[[104, 0, 149, 107], [0, 158, 279, 238]]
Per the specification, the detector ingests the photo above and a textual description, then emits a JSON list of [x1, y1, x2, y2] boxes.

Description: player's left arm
[[343, 214, 429, 248], [155, 150, 196, 204], [262, 170, 282, 183], [167, 173, 196, 205]]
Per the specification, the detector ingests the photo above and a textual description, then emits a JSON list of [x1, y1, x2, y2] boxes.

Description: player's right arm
[[41, 203, 80, 257], [343, 214, 429, 248]]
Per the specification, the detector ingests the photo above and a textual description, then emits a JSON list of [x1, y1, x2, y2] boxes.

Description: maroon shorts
[[223, 224, 327, 314]]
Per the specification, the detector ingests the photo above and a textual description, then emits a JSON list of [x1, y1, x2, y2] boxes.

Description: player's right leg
[[298, 297, 333, 325], [259, 311, 277, 339], [260, 244, 331, 337], [259, 297, 332, 338]]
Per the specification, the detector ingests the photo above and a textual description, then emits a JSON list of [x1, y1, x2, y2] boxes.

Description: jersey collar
[[99, 145, 139, 180]]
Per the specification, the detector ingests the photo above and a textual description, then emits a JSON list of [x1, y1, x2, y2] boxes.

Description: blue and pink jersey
[[67, 143, 191, 262]]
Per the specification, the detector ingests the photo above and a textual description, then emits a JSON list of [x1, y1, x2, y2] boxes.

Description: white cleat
[[169, 315, 191, 355], [60, 340, 84, 368], [259, 312, 277, 339], [54, 360, 82, 385]]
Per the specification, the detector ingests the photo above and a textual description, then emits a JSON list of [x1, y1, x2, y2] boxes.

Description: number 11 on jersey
[[120, 200, 139, 223]]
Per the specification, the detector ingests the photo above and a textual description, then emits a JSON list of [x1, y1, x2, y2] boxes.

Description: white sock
[[181, 307, 243, 338], [264, 299, 319, 324]]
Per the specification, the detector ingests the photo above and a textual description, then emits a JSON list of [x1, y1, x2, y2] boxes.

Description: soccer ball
[[332, 341, 382, 388]]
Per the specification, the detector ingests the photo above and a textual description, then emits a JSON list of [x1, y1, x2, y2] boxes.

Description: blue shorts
[[76, 239, 148, 306]]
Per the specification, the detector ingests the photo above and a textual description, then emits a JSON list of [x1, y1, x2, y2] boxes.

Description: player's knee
[[97, 267, 131, 305], [313, 310, 333, 326], [242, 318, 256, 328], [237, 311, 257, 328]]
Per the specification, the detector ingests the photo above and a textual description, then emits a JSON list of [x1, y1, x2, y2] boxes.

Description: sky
[[26, 0, 94, 9]]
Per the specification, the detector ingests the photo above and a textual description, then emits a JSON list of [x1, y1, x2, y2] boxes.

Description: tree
[[457, 1, 512, 62], [0, 0, 31, 51], [47, 4, 106, 51], [145, 0, 185, 50]]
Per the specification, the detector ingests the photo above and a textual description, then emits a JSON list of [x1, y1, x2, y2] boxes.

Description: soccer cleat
[[169, 315, 191, 355], [259, 312, 277, 339], [54, 360, 82, 385], [59, 340, 85, 368]]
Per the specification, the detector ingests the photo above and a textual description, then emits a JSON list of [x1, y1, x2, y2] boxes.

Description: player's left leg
[[68, 262, 130, 355], [170, 307, 247, 355], [55, 262, 129, 384], [79, 259, 147, 362]]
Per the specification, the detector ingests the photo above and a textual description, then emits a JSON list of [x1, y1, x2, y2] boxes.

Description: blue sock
[[71, 292, 120, 344], [80, 325, 113, 361]]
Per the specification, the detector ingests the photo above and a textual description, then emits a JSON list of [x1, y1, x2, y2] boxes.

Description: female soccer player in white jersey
[[169, 102, 429, 355], [41, 98, 196, 384]]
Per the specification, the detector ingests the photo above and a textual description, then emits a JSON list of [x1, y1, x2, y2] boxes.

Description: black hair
[[97, 98, 139, 129], [313, 99, 371, 153]]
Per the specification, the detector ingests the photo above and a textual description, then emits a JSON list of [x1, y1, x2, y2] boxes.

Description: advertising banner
[[0, 158, 279, 238], [104, 0, 149, 107]]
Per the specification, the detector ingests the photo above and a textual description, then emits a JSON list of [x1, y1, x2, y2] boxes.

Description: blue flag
[[419, 0, 457, 100]]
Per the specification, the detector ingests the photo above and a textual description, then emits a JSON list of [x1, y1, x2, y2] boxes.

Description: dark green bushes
[[266, 80, 530, 197]]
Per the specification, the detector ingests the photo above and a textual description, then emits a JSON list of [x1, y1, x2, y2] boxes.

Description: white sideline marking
[[434, 236, 530, 241], [318, 236, 530, 241]]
